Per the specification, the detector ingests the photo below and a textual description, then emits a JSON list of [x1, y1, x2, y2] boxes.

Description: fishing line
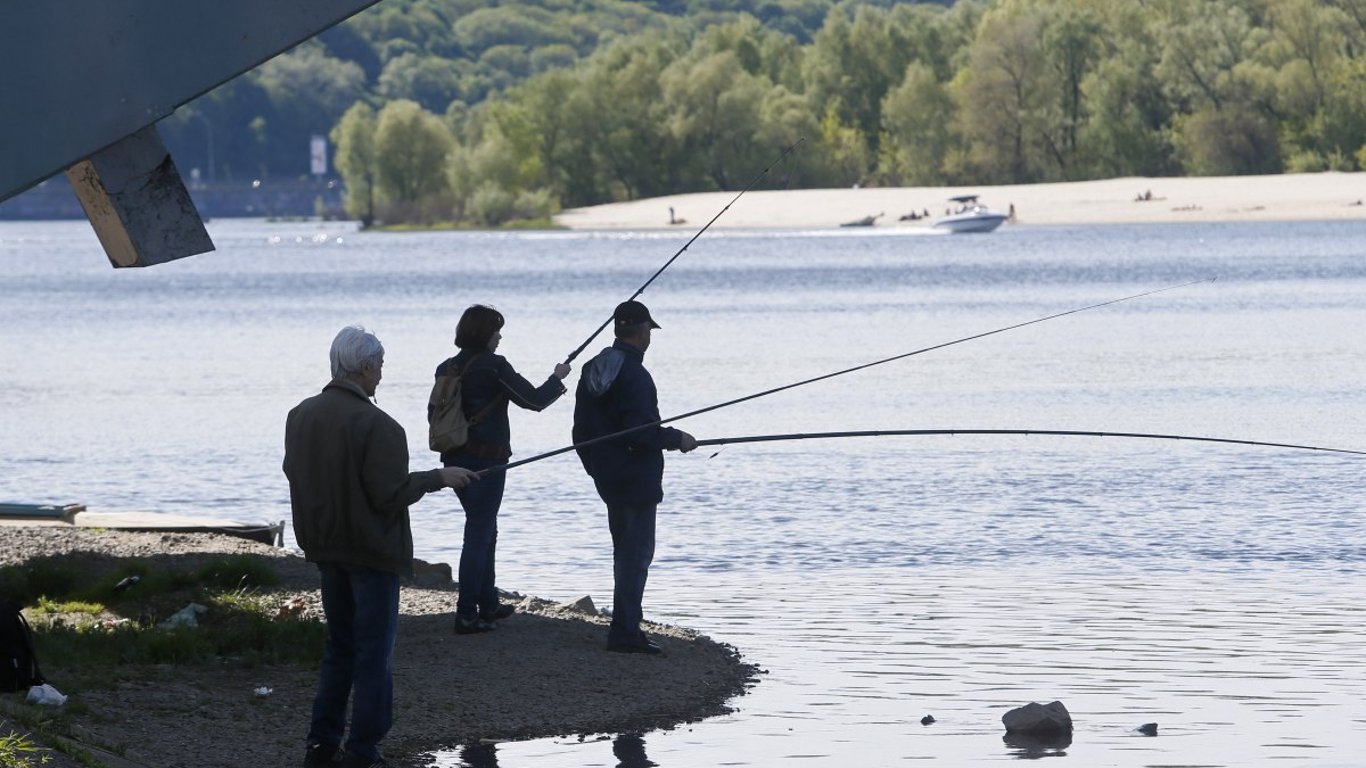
[[694, 429, 1366, 456], [489, 278, 1215, 474], [562, 138, 805, 365]]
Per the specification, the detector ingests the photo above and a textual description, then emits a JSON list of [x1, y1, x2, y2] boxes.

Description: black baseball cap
[[613, 300, 661, 329]]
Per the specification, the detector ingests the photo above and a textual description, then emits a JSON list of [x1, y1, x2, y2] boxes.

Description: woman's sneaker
[[454, 615, 496, 635], [479, 604, 516, 622]]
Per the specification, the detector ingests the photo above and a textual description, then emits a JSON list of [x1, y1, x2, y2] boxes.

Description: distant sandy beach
[[555, 172, 1366, 230]]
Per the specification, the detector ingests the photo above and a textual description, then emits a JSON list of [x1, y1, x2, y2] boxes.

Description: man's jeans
[[452, 455, 507, 618], [607, 503, 656, 645], [309, 562, 399, 761]]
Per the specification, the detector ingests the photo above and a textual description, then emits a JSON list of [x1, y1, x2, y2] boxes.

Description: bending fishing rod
[[488, 277, 1215, 474], [694, 429, 1366, 457], [562, 138, 805, 365]]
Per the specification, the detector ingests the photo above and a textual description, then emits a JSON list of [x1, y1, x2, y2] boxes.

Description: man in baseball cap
[[613, 300, 661, 330], [573, 300, 695, 654]]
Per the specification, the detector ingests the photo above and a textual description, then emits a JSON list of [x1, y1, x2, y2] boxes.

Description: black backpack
[[0, 599, 45, 692]]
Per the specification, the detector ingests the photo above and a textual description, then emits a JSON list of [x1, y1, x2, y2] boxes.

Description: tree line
[[163, 0, 1366, 226]]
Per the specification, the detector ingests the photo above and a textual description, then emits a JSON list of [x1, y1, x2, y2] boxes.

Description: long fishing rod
[[562, 138, 804, 365], [490, 278, 1215, 474], [695, 429, 1366, 456]]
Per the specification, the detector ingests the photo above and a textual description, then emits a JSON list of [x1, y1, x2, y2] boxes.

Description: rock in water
[[1002, 701, 1072, 735]]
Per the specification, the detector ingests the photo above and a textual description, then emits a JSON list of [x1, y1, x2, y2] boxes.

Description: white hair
[[329, 325, 384, 378]]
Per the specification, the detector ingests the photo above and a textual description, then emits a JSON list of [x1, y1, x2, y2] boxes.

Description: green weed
[[0, 726, 49, 768]]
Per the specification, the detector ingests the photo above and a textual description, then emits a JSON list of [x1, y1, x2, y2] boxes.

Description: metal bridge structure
[[0, 1, 381, 266]]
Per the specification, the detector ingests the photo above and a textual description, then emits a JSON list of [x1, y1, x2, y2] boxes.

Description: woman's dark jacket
[[572, 340, 685, 506], [434, 350, 565, 462]]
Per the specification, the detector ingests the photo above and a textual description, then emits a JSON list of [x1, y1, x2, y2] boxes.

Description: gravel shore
[[1, 527, 759, 768]]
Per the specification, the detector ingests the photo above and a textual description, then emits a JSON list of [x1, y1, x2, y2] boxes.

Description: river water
[[2, 218, 1365, 766]]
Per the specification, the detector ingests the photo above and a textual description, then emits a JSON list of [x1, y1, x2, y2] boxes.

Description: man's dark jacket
[[572, 340, 684, 506], [284, 379, 444, 576]]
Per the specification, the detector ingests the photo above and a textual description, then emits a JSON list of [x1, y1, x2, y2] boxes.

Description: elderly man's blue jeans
[[451, 455, 507, 618], [309, 562, 399, 761], [607, 503, 656, 645]]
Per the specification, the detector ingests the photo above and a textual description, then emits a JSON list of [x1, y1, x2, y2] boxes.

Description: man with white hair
[[285, 325, 479, 768]]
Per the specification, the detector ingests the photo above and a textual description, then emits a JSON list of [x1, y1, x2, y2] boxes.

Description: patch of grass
[[30, 599, 103, 617], [33, 598, 324, 671], [0, 708, 108, 768], [11, 554, 324, 682], [193, 555, 280, 591], [0, 726, 50, 767]]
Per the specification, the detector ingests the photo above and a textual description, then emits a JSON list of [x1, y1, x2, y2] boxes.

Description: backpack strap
[[13, 607, 44, 686]]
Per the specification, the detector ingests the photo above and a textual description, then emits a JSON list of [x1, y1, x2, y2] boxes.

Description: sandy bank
[[0, 528, 758, 768], [555, 172, 1366, 230]]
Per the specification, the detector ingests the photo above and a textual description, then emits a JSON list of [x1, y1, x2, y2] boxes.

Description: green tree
[[374, 99, 455, 222], [661, 51, 770, 189], [1154, 1, 1280, 173], [1172, 103, 1280, 174], [576, 33, 686, 201], [1037, 3, 1103, 177], [803, 7, 910, 169], [879, 62, 957, 185], [1077, 42, 1175, 177], [253, 45, 367, 175], [377, 54, 466, 113], [954, 2, 1050, 182], [330, 103, 379, 227]]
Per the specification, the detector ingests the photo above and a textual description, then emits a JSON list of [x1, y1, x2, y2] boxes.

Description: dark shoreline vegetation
[[0, 529, 760, 768], [150, 0, 1366, 228]]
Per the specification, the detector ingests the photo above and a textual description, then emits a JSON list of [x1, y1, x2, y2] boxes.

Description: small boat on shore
[[840, 212, 883, 228], [0, 502, 285, 546], [932, 195, 1008, 233]]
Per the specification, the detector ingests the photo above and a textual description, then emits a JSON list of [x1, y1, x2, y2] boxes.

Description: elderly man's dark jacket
[[572, 340, 684, 506], [284, 379, 444, 576]]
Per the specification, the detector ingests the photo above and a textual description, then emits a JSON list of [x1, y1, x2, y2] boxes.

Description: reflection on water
[[1003, 731, 1072, 760], [613, 734, 657, 768], [456, 743, 497, 768], [3, 219, 1365, 766], [441, 734, 656, 768]]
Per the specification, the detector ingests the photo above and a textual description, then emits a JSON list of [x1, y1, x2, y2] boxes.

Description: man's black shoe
[[480, 604, 515, 622], [339, 753, 393, 768], [606, 637, 663, 655], [454, 615, 496, 635], [303, 743, 343, 766]]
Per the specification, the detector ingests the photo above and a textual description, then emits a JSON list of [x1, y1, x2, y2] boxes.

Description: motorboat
[[932, 195, 1008, 233]]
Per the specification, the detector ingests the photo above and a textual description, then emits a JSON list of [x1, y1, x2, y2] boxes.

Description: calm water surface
[[2, 218, 1365, 766]]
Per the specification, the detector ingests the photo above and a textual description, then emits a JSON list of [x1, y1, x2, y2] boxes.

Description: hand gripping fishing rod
[[489, 278, 1215, 475], [561, 138, 804, 365], [694, 429, 1366, 457]]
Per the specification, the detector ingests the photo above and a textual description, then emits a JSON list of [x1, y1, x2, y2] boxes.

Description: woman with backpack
[[433, 304, 571, 635]]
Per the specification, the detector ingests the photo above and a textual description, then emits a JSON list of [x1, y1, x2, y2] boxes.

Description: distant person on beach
[[434, 305, 571, 635], [573, 300, 697, 654], [285, 325, 479, 768]]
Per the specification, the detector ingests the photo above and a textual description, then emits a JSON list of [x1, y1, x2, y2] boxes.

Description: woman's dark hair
[[455, 304, 505, 350]]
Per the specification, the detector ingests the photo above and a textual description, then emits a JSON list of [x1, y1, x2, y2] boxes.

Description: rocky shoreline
[[1, 527, 760, 768]]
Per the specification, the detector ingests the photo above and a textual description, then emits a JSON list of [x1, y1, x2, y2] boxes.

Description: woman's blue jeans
[[309, 562, 399, 761], [450, 455, 507, 618]]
